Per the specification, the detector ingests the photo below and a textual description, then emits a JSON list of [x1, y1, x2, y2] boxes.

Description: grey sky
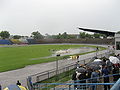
[[0, 0, 120, 36]]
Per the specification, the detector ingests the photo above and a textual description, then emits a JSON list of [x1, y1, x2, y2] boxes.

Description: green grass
[[34, 69, 75, 90], [0, 44, 106, 72]]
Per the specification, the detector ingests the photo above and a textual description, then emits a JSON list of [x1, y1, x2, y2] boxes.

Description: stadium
[[0, 33, 119, 90], [1, 0, 120, 90]]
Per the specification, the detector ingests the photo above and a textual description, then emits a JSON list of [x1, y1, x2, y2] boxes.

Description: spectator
[[91, 70, 100, 90], [77, 71, 86, 89], [72, 71, 77, 89], [102, 66, 110, 90], [117, 54, 120, 61], [106, 59, 113, 73], [102, 58, 106, 67], [16, 80, 21, 86], [117, 54, 120, 68], [86, 67, 93, 82], [112, 66, 120, 82]]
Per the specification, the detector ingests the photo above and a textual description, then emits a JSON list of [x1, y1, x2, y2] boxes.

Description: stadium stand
[[10, 39, 22, 44], [19, 39, 28, 44], [27, 39, 36, 44], [0, 39, 13, 45]]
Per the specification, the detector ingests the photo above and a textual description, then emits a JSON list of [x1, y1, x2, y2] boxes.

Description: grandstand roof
[[78, 27, 115, 36]]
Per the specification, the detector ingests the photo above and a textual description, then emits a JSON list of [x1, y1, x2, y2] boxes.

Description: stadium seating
[[0, 39, 13, 45], [10, 39, 22, 44], [27, 39, 36, 44]]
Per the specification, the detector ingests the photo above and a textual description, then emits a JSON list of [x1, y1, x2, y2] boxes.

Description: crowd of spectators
[[72, 55, 120, 90]]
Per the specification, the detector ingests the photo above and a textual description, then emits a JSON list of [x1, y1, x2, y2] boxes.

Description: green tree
[[93, 33, 101, 38], [61, 32, 68, 39], [85, 33, 93, 38], [13, 35, 21, 39], [31, 31, 44, 39], [57, 33, 62, 39], [100, 34, 107, 38], [79, 32, 86, 38], [0, 31, 10, 39]]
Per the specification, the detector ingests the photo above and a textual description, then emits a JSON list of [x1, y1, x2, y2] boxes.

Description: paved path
[[0, 45, 109, 89]]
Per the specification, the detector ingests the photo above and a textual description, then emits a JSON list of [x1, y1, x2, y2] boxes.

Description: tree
[[93, 33, 101, 38], [85, 33, 93, 38], [13, 35, 21, 39], [31, 31, 44, 39], [100, 34, 107, 38], [79, 32, 87, 38], [61, 32, 68, 39], [0, 31, 10, 39]]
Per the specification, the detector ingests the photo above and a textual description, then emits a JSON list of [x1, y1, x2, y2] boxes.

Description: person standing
[[112, 66, 120, 82], [106, 59, 113, 73], [77, 71, 87, 89], [102, 66, 110, 90], [16, 80, 21, 86], [91, 69, 100, 90], [0, 84, 1, 90], [72, 71, 77, 89]]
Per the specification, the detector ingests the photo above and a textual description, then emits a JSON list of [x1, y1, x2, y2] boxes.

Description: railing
[[33, 83, 114, 90], [111, 78, 120, 90], [32, 74, 120, 90], [27, 50, 113, 90]]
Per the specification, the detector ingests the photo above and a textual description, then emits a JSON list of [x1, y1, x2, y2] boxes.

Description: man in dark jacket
[[102, 66, 110, 90], [72, 71, 77, 89], [91, 69, 100, 90], [77, 72, 86, 89], [113, 66, 120, 82]]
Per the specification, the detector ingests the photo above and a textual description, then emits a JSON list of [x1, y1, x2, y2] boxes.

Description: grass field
[[0, 44, 106, 72]]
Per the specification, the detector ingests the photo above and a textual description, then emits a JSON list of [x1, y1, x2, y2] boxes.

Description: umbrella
[[86, 64, 101, 70], [90, 65, 101, 70], [94, 59, 102, 62], [88, 61, 102, 66], [109, 56, 120, 64], [4, 85, 27, 90], [76, 67, 87, 73]]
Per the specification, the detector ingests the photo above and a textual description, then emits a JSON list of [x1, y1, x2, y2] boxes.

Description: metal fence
[[32, 74, 120, 90], [27, 50, 113, 90]]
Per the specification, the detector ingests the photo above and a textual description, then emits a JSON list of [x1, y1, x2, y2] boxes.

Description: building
[[115, 34, 120, 55]]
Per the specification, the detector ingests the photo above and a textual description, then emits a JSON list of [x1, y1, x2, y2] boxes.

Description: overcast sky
[[0, 0, 120, 36]]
